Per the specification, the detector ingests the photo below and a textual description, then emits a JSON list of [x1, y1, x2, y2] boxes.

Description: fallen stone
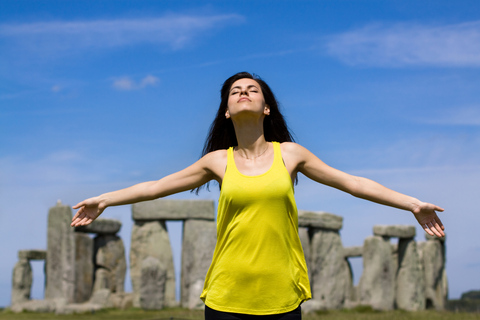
[[18, 250, 46, 260], [132, 199, 215, 221], [298, 210, 343, 230], [139, 257, 167, 310], [358, 236, 395, 310], [373, 225, 416, 238], [10, 298, 64, 313], [343, 246, 362, 258], [396, 238, 425, 311], [74, 233, 94, 303], [11, 259, 32, 305], [310, 228, 351, 309], [181, 219, 216, 309], [130, 220, 176, 307], [75, 218, 122, 235], [45, 202, 75, 303]]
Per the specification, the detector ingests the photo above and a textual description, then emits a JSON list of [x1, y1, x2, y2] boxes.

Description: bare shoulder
[[280, 142, 310, 159], [198, 149, 228, 179]]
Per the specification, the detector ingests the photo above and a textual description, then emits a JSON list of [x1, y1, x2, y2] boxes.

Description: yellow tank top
[[200, 142, 311, 315]]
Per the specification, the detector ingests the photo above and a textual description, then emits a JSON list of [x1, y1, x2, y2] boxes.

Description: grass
[[0, 307, 479, 320]]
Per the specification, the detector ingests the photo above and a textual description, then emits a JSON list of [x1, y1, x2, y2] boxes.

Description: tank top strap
[[271, 141, 283, 170], [226, 146, 235, 171]]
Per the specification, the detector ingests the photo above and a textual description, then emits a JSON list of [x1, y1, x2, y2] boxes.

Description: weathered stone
[[425, 232, 446, 242], [45, 202, 75, 303], [395, 238, 425, 311], [301, 299, 327, 313], [130, 220, 176, 307], [419, 239, 447, 310], [132, 199, 215, 221], [11, 259, 32, 305], [344, 258, 356, 306], [298, 210, 343, 230], [310, 228, 351, 309], [74, 233, 94, 303], [373, 225, 416, 238], [343, 246, 362, 257], [93, 268, 110, 293], [75, 218, 122, 235], [139, 257, 167, 310], [181, 219, 216, 309], [18, 250, 46, 261], [107, 292, 134, 309], [358, 236, 395, 310], [10, 298, 65, 313], [94, 234, 126, 293], [298, 227, 312, 281], [89, 288, 111, 307]]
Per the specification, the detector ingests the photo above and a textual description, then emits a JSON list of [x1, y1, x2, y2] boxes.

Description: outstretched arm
[[71, 151, 224, 227], [282, 143, 445, 237]]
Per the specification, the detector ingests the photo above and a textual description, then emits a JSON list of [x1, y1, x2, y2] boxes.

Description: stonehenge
[[11, 199, 448, 313]]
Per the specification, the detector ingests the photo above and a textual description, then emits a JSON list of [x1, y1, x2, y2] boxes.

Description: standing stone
[[420, 235, 447, 310], [181, 219, 216, 309], [93, 268, 111, 293], [395, 237, 425, 311], [94, 234, 126, 294], [139, 257, 167, 310], [310, 228, 351, 309], [358, 236, 395, 310], [74, 233, 94, 303], [45, 202, 75, 303], [11, 259, 32, 305], [130, 220, 176, 308], [298, 227, 311, 282]]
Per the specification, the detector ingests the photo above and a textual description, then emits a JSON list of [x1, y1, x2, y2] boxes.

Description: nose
[[240, 89, 249, 96]]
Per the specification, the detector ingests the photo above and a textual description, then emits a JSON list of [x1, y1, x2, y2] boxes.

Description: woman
[[71, 72, 445, 319]]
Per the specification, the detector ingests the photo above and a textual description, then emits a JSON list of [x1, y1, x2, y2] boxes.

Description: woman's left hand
[[412, 202, 445, 238]]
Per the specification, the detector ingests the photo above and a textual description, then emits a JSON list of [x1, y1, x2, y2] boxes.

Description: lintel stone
[[373, 225, 416, 238], [343, 246, 363, 258], [132, 199, 215, 221], [18, 250, 46, 260], [298, 210, 343, 230], [75, 218, 122, 234]]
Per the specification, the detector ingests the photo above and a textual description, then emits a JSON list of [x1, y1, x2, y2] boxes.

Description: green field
[[1, 308, 479, 320]]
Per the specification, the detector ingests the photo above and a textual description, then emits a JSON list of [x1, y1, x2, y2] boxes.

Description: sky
[[1, 0, 479, 308]]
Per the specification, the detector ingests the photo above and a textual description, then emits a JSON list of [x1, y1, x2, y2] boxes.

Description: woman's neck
[[232, 119, 269, 158]]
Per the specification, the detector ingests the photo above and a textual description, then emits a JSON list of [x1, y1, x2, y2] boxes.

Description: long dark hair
[[194, 72, 296, 193]]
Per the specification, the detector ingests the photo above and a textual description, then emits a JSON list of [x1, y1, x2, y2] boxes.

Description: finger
[[428, 221, 443, 238], [423, 223, 434, 236], [72, 201, 86, 209], [71, 207, 83, 221], [433, 205, 445, 212], [434, 216, 445, 231]]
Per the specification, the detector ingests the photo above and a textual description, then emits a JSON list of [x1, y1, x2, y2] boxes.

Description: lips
[[238, 97, 251, 102]]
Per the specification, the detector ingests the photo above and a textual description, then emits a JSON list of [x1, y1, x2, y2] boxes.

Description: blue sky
[[1, 0, 480, 307]]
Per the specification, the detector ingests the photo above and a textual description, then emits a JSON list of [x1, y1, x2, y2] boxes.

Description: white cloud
[[112, 75, 159, 91], [0, 14, 244, 53], [326, 21, 480, 67]]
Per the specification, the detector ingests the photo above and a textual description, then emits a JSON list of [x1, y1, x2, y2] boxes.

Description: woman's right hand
[[71, 196, 106, 227]]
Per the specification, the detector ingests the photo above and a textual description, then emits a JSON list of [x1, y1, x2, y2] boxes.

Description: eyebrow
[[230, 84, 259, 92]]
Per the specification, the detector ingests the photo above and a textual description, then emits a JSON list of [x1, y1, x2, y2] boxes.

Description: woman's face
[[226, 78, 270, 119]]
